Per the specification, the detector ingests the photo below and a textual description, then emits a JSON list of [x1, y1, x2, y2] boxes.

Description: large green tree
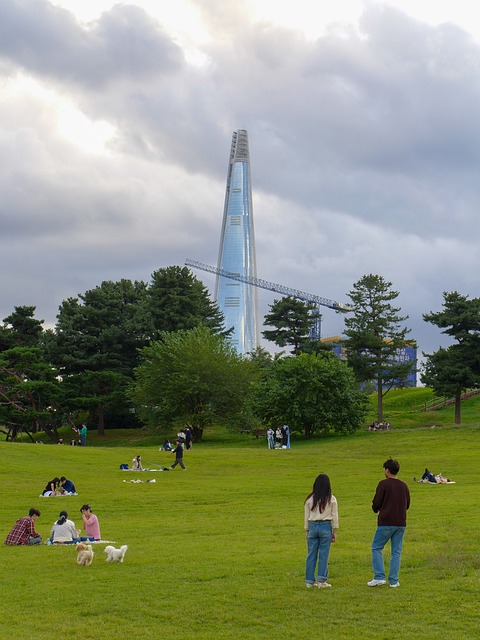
[[146, 266, 227, 339], [422, 291, 480, 424], [49, 279, 148, 434], [0, 306, 44, 351], [343, 274, 414, 421], [0, 346, 62, 442], [262, 296, 319, 355], [130, 326, 254, 441], [249, 353, 367, 439]]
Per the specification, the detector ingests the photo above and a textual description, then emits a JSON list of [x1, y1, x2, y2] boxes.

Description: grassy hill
[[6, 386, 480, 450], [1, 423, 478, 639], [366, 387, 480, 429]]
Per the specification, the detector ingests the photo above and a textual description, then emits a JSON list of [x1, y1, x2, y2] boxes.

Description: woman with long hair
[[42, 477, 60, 496], [50, 510, 80, 544], [304, 473, 338, 588]]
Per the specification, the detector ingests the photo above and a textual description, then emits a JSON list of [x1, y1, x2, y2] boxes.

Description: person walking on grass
[[304, 473, 338, 588], [368, 458, 410, 588], [170, 439, 186, 470]]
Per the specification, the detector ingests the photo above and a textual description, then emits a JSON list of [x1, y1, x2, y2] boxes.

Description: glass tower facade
[[215, 130, 259, 355]]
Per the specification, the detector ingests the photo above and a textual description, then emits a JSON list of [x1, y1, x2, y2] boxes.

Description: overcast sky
[[1, 0, 480, 370]]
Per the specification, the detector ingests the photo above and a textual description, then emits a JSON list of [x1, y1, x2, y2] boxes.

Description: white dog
[[76, 542, 94, 566], [105, 544, 128, 563]]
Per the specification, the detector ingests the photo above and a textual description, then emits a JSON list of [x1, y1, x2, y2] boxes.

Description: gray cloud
[[0, 0, 183, 86], [0, 1, 479, 366]]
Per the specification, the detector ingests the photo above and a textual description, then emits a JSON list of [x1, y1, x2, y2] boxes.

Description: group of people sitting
[[415, 468, 454, 484], [41, 476, 77, 496], [49, 504, 101, 543], [368, 421, 393, 431], [5, 504, 101, 546]]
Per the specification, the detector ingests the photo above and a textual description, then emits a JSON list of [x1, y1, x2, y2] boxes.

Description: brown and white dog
[[76, 542, 94, 566]]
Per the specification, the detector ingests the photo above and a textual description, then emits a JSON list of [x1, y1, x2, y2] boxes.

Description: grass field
[[1, 420, 479, 640]]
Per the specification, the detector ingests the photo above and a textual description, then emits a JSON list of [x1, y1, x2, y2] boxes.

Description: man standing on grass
[[368, 459, 410, 588], [80, 423, 87, 447], [5, 508, 42, 545]]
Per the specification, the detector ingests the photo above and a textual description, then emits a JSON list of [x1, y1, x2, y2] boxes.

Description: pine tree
[[343, 274, 414, 421], [262, 296, 319, 355], [422, 291, 480, 424]]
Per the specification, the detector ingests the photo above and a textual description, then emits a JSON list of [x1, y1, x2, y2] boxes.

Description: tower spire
[[215, 130, 259, 354]]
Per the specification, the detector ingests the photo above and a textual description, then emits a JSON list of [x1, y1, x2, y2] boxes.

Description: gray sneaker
[[367, 579, 386, 587]]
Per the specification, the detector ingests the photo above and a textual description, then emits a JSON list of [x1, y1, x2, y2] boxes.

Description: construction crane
[[185, 258, 350, 340]]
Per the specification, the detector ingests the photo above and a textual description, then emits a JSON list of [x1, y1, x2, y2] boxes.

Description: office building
[[215, 130, 259, 354]]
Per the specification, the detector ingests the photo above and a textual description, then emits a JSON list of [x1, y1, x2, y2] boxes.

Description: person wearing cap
[[170, 439, 186, 470], [80, 505, 101, 541]]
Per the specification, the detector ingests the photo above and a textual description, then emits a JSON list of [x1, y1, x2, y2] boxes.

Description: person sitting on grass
[[132, 455, 143, 470], [5, 508, 42, 545], [79, 504, 101, 541], [50, 510, 80, 544], [58, 476, 77, 494], [42, 477, 60, 496]]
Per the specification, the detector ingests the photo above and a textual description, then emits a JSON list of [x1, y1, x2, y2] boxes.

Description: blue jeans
[[305, 521, 332, 584], [371, 526, 406, 585]]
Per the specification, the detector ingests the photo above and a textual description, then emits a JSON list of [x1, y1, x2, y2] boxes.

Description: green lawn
[[366, 386, 480, 428], [1, 424, 479, 639]]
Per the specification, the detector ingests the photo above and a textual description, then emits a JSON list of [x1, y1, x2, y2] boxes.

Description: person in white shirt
[[304, 473, 339, 588], [50, 510, 80, 544]]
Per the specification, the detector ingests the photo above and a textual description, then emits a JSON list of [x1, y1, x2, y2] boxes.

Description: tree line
[[0, 267, 477, 442]]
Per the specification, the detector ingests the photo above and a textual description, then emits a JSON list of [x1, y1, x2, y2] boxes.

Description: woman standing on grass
[[304, 473, 338, 588]]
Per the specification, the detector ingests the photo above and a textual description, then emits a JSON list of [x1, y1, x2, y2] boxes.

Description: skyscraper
[[215, 130, 259, 354]]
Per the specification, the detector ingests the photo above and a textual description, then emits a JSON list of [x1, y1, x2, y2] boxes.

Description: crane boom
[[185, 258, 350, 312]]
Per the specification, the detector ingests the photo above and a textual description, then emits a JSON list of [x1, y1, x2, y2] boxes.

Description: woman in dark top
[[42, 477, 60, 496]]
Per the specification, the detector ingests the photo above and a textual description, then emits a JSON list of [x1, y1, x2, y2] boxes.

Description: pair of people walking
[[305, 459, 410, 588]]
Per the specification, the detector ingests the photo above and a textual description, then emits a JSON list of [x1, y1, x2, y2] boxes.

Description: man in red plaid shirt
[[5, 508, 42, 545]]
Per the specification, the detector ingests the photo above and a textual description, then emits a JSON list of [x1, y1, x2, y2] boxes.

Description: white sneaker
[[306, 583, 315, 588], [367, 579, 386, 587], [316, 582, 332, 588], [390, 582, 400, 588]]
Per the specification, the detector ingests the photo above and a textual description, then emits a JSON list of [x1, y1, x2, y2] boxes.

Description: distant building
[[215, 130, 259, 355], [322, 336, 417, 387]]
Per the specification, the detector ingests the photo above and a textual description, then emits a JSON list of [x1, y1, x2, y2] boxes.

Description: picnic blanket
[[39, 492, 78, 497]]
